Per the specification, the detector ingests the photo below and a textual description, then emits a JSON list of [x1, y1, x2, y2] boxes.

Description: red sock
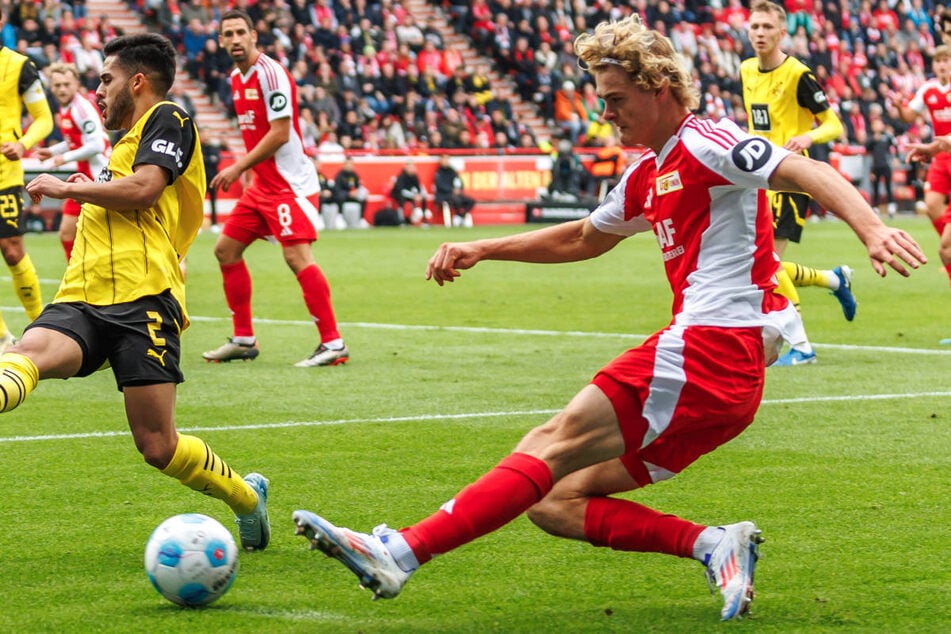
[[221, 260, 254, 337], [584, 497, 704, 559], [402, 453, 553, 564], [62, 240, 74, 261], [297, 264, 340, 342]]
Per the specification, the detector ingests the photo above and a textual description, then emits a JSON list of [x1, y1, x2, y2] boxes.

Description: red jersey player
[[36, 63, 110, 260], [291, 15, 926, 620], [897, 44, 951, 284], [203, 10, 347, 367]]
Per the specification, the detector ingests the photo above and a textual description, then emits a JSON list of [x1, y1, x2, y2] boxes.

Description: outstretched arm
[[769, 153, 927, 277], [425, 217, 625, 286]]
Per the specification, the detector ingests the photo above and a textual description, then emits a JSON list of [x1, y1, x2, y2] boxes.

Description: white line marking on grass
[[6, 305, 949, 354], [2, 392, 949, 444]]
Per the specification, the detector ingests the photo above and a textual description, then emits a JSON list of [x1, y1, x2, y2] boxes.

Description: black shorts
[[25, 290, 184, 390], [768, 190, 811, 244], [0, 186, 25, 238]]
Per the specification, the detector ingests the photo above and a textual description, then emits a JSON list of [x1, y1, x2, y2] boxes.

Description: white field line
[[1, 307, 948, 444], [2, 391, 951, 444], [4, 300, 949, 355]]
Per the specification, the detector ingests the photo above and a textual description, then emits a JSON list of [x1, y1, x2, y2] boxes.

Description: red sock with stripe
[[297, 264, 340, 342], [584, 496, 704, 558], [401, 453, 553, 564], [221, 260, 254, 337]]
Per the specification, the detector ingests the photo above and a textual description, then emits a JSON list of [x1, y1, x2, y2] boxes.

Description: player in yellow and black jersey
[[741, 0, 857, 367], [0, 8, 54, 351], [0, 33, 272, 552]]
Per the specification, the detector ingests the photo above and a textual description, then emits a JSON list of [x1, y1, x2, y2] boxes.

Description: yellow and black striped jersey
[[0, 47, 52, 189], [740, 55, 835, 149], [55, 102, 205, 326]]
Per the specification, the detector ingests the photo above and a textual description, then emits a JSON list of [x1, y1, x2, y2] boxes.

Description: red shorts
[[592, 324, 765, 487], [222, 185, 322, 246], [925, 153, 951, 197], [62, 198, 82, 218]]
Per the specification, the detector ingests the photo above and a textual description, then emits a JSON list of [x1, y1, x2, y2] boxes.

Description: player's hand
[[25, 173, 69, 204], [783, 134, 813, 153], [0, 141, 25, 161], [425, 242, 480, 286], [864, 226, 927, 278], [35, 147, 53, 161], [906, 138, 951, 162], [209, 164, 243, 192]]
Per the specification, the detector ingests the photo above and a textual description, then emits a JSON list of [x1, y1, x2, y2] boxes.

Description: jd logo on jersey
[[732, 138, 771, 172], [269, 93, 288, 111]]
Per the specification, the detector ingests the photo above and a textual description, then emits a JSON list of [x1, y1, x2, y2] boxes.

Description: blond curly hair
[[574, 15, 699, 111]]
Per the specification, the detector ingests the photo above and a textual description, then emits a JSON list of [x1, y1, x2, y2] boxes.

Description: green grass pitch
[[0, 216, 948, 632]]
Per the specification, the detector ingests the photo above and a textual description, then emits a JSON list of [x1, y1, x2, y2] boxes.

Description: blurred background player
[[0, 7, 54, 351], [741, 0, 857, 366], [897, 18, 951, 288], [10, 32, 270, 552], [35, 63, 110, 261], [203, 10, 347, 368]]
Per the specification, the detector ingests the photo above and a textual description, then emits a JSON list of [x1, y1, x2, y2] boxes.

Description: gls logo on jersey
[[82, 120, 96, 134], [732, 138, 772, 172], [269, 92, 288, 112], [151, 139, 184, 169]]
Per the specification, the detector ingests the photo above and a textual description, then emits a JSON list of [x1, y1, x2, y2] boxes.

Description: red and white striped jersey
[[590, 114, 791, 328], [908, 78, 951, 138], [50, 92, 110, 179], [230, 53, 318, 196]]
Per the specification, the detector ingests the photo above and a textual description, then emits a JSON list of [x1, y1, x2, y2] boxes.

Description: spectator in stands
[[391, 160, 430, 226], [182, 18, 211, 79], [168, 82, 197, 120], [433, 153, 474, 227], [553, 80, 588, 144], [200, 37, 233, 108], [332, 157, 369, 228], [547, 139, 585, 201], [866, 116, 898, 218]]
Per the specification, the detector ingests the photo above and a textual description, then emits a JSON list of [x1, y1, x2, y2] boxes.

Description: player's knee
[[940, 242, 951, 265], [137, 437, 175, 470]]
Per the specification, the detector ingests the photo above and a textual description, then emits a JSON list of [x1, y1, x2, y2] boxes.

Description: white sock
[[379, 530, 419, 572], [323, 338, 344, 350], [824, 270, 840, 291], [692, 526, 725, 564], [232, 336, 256, 345]]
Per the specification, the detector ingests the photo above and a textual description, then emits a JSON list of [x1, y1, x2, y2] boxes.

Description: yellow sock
[[782, 261, 833, 289], [775, 264, 802, 311], [10, 254, 43, 320], [0, 352, 38, 412], [161, 433, 258, 514]]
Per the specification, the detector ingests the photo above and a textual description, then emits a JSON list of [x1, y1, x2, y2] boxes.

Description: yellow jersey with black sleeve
[[0, 47, 54, 189], [54, 101, 205, 327], [739, 55, 842, 150]]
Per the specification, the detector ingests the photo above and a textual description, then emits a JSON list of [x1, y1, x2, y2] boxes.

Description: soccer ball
[[144, 513, 239, 607]]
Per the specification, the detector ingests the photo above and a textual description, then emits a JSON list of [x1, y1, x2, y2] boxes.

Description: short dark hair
[[220, 9, 254, 31], [103, 33, 177, 96]]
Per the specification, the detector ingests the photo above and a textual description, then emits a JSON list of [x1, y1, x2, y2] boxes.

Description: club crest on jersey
[[732, 138, 772, 172], [244, 88, 259, 100], [656, 170, 682, 195]]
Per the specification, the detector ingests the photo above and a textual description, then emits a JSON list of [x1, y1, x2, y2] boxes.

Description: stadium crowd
[[2, 0, 948, 202]]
